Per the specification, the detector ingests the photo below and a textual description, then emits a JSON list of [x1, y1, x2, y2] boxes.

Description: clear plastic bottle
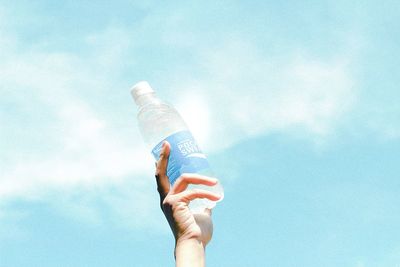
[[131, 81, 224, 213]]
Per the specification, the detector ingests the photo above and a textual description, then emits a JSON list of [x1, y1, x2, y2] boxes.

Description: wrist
[[175, 229, 203, 244], [176, 235, 205, 249], [175, 238, 205, 267]]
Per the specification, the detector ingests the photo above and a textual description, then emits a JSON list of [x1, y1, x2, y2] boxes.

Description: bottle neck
[[135, 92, 159, 108]]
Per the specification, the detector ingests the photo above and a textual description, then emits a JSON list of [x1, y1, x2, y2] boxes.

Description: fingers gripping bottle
[[131, 81, 224, 213]]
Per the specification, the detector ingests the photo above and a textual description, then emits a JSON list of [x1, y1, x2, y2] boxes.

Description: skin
[[155, 141, 222, 267]]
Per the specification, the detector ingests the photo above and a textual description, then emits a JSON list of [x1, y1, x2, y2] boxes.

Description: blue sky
[[1, 1, 400, 266]]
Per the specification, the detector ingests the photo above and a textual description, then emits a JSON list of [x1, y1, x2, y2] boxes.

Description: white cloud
[[0, 18, 162, 232], [0, 4, 358, 232], [172, 40, 356, 150]]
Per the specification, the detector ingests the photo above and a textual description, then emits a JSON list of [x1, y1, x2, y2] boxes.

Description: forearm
[[175, 238, 205, 267]]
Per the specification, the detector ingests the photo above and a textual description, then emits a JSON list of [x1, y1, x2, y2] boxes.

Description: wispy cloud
[[171, 39, 357, 150], [0, 13, 161, 231], [0, 2, 359, 231]]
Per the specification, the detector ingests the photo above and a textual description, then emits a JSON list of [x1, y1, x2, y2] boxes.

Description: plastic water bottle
[[130, 81, 224, 213]]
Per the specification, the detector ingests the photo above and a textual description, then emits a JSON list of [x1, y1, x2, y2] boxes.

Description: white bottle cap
[[130, 81, 155, 102]]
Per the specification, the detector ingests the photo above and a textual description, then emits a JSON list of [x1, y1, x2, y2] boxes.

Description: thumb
[[155, 141, 171, 200]]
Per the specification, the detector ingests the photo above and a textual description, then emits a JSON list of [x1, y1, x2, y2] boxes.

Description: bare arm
[[155, 141, 221, 267]]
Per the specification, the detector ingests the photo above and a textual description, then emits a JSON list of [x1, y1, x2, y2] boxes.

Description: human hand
[[155, 141, 221, 248]]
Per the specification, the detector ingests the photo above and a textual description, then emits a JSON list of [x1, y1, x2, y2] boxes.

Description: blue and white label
[[152, 130, 210, 185]]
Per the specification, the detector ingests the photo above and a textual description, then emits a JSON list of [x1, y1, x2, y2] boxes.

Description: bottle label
[[152, 130, 210, 185]]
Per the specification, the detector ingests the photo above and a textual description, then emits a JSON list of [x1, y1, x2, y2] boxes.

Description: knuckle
[[180, 173, 192, 180], [155, 167, 165, 180], [180, 173, 188, 179], [157, 183, 168, 197], [162, 196, 173, 208], [178, 173, 192, 183], [159, 151, 166, 160], [174, 176, 184, 185]]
